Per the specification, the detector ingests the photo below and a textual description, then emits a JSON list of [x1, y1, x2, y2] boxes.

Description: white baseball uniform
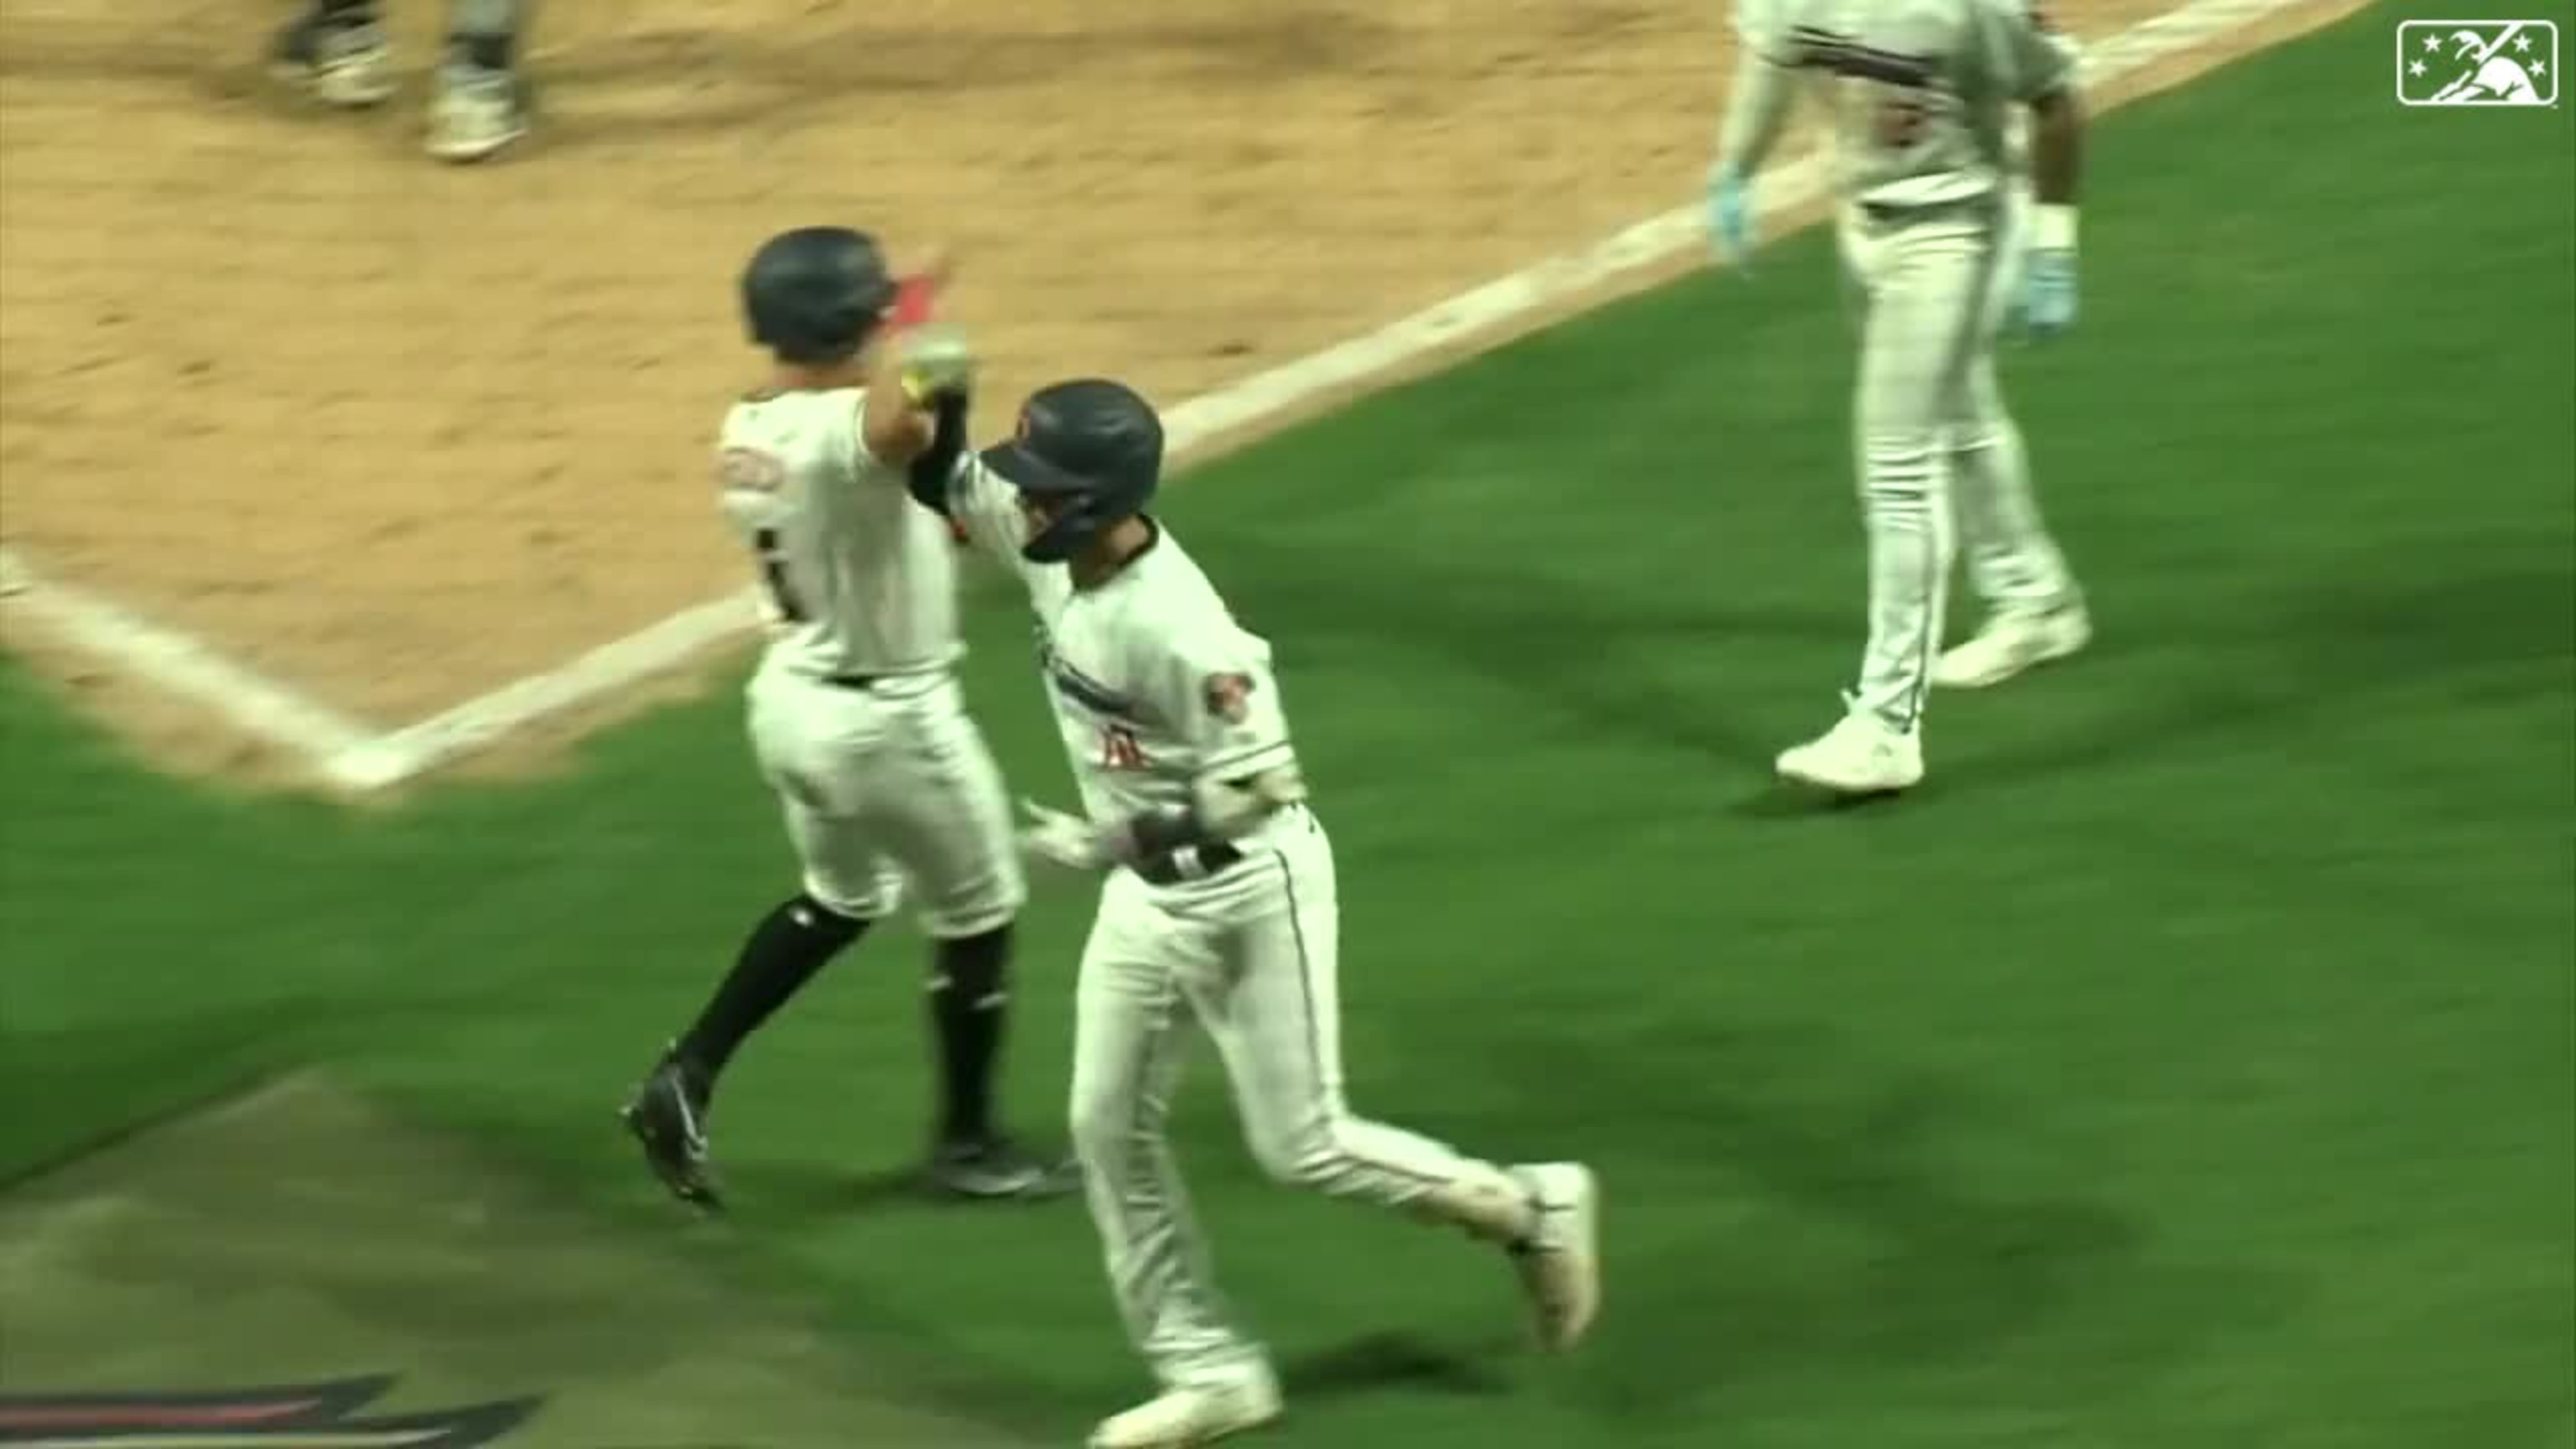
[[714, 387, 1023, 936], [1724, 0, 2085, 729], [939, 459, 1544, 1388]]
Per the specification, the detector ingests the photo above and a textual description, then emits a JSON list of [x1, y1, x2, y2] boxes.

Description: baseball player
[[1706, 0, 2094, 793], [899, 373, 1602, 1448], [270, 0, 530, 162], [2431, 28, 2543, 103], [619, 228, 1070, 1210]]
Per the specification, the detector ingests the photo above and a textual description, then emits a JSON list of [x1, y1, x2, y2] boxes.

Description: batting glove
[[896, 322, 978, 403], [1017, 798, 1111, 873], [2020, 252, 2078, 338], [1706, 164, 1754, 267], [2019, 205, 2080, 340]]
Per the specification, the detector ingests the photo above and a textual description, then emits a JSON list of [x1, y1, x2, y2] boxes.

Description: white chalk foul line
[[0, 545, 377, 766], [0, 0, 2315, 792], [323, 589, 766, 791], [320, 0, 2320, 790]]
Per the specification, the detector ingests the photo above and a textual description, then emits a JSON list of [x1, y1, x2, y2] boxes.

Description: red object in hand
[[891, 275, 938, 329]]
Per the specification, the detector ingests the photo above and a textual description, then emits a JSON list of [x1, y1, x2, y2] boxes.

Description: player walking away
[[269, 0, 532, 163], [619, 228, 1072, 1211], [1706, 0, 2095, 794], [901, 374, 1602, 1448]]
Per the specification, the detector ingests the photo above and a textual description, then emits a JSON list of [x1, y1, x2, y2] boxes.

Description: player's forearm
[[858, 273, 957, 465], [2028, 88, 2083, 208], [860, 366, 934, 466], [906, 393, 969, 515], [1714, 49, 1795, 179], [1105, 766, 1308, 862]]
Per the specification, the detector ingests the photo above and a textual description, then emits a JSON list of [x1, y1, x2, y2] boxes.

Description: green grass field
[[4, 9, 2572, 1446]]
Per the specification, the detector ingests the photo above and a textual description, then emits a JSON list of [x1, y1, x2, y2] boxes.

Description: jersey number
[[1099, 726, 1147, 771], [751, 527, 808, 624], [719, 449, 805, 625]]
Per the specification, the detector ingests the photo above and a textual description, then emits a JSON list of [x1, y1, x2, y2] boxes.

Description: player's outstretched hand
[[2020, 248, 2078, 340], [906, 243, 958, 293], [897, 322, 978, 404], [1017, 798, 1109, 873], [1706, 164, 1754, 268]]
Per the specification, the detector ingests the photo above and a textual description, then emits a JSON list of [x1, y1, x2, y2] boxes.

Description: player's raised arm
[[857, 250, 965, 469], [1706, 0, 1802, 263], [903, 395, 1038, 567]]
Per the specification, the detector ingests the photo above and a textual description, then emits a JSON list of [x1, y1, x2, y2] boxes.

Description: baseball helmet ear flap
[[1018, 486, 1138, 564], [740, 226, 896, 363]]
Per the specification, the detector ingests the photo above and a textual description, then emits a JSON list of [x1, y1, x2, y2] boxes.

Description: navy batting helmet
[[980, 380, 1164, 564], [740, 226, 895, 364]]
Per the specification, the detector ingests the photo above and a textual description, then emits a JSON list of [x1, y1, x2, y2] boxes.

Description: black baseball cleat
[[269, 6, 396, 108], [927, 1136, 1082, 1202], [621, 1048, 724, 1212]]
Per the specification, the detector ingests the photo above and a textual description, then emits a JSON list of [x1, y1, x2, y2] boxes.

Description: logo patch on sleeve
[[1201, 672, 1256, 724]]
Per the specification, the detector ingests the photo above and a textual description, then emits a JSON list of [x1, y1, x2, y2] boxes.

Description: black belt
[[1133, 842, 1248, 886], [826, 673, 881, 692], [1859, 195, 1999, 225]]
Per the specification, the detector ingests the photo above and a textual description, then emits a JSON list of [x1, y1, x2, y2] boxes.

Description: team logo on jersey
[[717, 445, 786, 493], [2397, 20, 2557, 106], [1202, 672, 1256, 724], [0, 1375, 542, 1446]]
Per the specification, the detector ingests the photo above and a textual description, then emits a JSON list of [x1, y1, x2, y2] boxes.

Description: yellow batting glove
[[897, 322, 977, 402]]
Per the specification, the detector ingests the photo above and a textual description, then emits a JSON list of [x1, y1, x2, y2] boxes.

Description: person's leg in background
[[428, 0, 534, 164], [270, 0, 532, 163], [1936, 190, 2091, 690], [271, 0, 396, 110]]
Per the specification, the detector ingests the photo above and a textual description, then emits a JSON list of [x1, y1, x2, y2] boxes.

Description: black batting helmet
[[740, 226, 895, 364], [980, 380, 1165, 564]]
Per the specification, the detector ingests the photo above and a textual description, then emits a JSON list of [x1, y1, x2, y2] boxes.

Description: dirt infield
[[0, 0, 2345, 784]]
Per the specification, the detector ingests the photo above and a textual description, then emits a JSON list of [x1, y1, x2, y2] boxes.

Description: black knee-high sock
[[928, 925, 1012, 1146], [677, 895, 869, 1083], [445, 0, 522, 69]]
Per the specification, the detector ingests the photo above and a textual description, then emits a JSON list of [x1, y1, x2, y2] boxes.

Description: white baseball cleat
[[1508, 1162, 1602, 1353], [1087, 1367, 1283, 1449], [270, 12, 397, 108], [1933, 605, 2092, 689], [1774, 702, 1924, 795], [425, 64, 532, 164]]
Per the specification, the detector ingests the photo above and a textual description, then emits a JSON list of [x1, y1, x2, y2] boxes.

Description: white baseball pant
[[1837, 188, 2080, 730], [1067, 808, 1535, 1387], [745, 658, 1024, 937]]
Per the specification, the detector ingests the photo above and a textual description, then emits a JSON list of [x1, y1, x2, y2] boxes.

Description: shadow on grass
[[0, 1074, 1049, 1446], [1283, 1328, 1515, 1403], [1460, 1017, 2308, 1429], [1204, 532, 1844, 776]]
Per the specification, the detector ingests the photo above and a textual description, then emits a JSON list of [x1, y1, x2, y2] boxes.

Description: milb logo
[[0, 1376, 541, 1447], [2397, 19, 2558, 106]]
